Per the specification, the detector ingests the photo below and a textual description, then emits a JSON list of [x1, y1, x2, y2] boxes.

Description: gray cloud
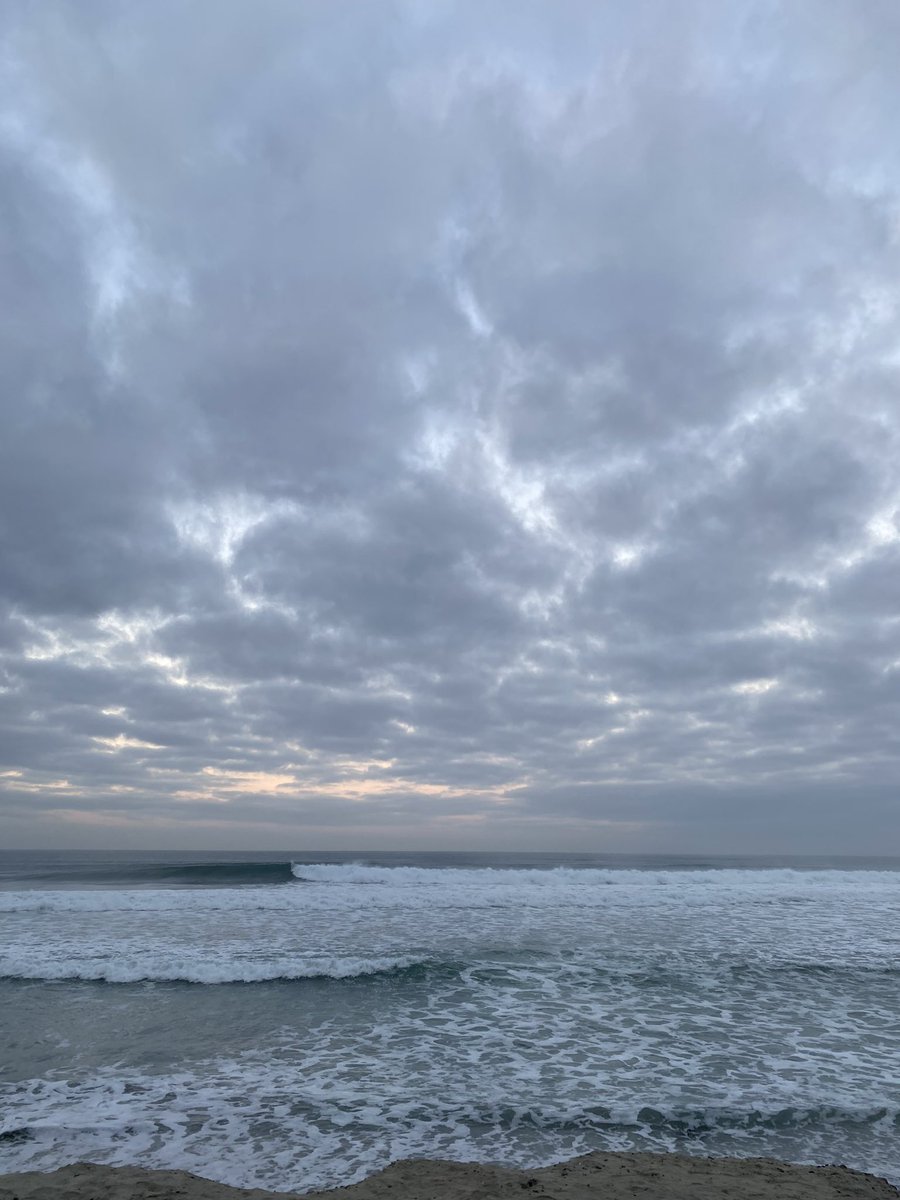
[[2, 0, 899, 850]]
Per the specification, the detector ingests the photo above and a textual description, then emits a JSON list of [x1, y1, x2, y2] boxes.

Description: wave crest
[[290, 861, 900, 889], [0, 954, 440, 985]]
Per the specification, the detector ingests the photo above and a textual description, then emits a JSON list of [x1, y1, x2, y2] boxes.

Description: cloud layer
[[2, 1, 900, 850]]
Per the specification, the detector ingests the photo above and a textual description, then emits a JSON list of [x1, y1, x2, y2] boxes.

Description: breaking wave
[[289, 861, 900, 889], [0, 953, 445, 986]]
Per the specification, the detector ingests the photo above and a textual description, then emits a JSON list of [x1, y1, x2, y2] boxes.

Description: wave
[[133, 860, 296, 887], [290, 861, 900, 889], [4, 857, 898, 896], [3, 944, 898, 987], [3, 867, 899, 916], [0, 953, 445, 986], [6, 859, 298, 889]]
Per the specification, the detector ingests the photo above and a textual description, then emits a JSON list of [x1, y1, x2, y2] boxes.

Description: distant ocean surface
[[2, 850, 900, 1191]]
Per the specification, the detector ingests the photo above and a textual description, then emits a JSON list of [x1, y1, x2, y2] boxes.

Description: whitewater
[[2, 851, 899, 1192]]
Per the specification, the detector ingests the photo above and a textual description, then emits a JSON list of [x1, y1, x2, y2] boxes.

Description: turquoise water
[[2, 852, 899, 1191]]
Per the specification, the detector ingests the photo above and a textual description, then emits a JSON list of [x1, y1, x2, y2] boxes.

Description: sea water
[[1, 851, 899, 1191]]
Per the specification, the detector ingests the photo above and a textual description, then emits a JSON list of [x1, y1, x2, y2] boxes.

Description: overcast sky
[[2, 1, 900, 853]]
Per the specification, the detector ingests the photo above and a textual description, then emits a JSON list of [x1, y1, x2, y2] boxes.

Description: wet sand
[[2, 1152, 899, 1200]]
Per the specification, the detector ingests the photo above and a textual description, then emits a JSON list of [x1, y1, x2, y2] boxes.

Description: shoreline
[[2, 1152, 899, 1200]]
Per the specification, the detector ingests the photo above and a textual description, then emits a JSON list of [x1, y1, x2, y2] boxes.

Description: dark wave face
[[0, 855, 297, 889], [97, 860, 297, 887]]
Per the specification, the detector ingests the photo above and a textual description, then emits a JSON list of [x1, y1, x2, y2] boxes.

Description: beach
[[2, 852, 899, 1191], [3, 1153, 900, 1200]]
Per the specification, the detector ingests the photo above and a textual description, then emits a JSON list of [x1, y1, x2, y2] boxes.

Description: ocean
[[1, 850, 899, 1191]]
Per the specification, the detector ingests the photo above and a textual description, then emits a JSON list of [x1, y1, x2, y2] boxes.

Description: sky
[[2, 1, 900, 853]]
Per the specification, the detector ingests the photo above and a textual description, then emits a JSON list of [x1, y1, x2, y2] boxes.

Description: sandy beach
[[3, 1153, 899, 1200]]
